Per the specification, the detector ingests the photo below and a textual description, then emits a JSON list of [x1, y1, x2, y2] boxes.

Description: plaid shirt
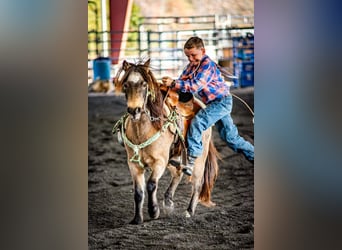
[[174, 55, 230, 104]]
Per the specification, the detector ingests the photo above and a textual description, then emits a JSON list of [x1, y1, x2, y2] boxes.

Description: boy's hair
[[184, 37, 205, 49]]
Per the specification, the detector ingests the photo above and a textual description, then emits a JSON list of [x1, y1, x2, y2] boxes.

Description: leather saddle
[[160, 86, 206, 167], [163, 88, 205, 139]]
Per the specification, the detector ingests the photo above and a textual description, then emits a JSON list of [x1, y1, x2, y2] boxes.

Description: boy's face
[[184, 47, 205, 66]]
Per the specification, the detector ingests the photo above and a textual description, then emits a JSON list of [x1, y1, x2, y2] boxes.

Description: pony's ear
[[113, 67, 125, 95], [113, 77, 122, 94], [122, 60, 131, 71], [144, 58, 151, 68]]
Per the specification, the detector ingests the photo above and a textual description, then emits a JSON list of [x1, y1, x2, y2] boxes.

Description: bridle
[[116, 64, 166, 122], [142, 88, 163, 122]]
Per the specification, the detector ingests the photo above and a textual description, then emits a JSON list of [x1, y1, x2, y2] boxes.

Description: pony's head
[[114, 59, 164, 128]]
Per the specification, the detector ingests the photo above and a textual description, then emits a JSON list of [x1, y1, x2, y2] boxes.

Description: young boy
[[162, 36, 254, 176]]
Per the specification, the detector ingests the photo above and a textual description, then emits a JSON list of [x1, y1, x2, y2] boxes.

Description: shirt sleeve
[[174, 60, 213, 94]]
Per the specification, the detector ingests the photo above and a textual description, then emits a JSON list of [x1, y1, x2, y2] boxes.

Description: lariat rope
[[231, 93, 254, 116], [112, 109, 183, 168]]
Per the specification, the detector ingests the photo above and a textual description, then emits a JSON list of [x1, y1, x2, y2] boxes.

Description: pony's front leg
[[147, 162, 165, 220], [129, 165, 145, 224]]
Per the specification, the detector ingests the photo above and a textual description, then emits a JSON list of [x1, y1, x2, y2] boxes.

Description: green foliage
[[88, 0, 100, 32], [88, 0, 101, 58], [130, 3, 144, 31]]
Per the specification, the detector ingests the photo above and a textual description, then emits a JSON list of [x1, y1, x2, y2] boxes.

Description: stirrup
[[182, 156, 196, 176]]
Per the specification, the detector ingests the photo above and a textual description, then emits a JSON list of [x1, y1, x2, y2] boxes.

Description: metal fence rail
[[88, 15, 254, 84]]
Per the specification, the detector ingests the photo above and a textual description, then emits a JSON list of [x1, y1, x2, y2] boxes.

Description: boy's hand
[[161, 76, 174, 87]]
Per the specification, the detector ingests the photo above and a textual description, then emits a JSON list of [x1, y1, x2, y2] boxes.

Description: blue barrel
[[93, 57, 111, 81]]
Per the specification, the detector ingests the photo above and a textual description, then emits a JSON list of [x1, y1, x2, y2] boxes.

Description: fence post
[[138, 24, 143, 59], [147, 30, 151, 59], [158, 31, 162, 76]]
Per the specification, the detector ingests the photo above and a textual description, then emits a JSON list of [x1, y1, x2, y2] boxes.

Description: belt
[[207, 94, 231, 104]]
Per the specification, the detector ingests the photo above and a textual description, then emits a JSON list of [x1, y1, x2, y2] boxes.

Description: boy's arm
[[175, 62, 212, 93]]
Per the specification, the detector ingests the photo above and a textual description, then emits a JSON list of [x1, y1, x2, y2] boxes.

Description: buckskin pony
[[112, 59, 219, 224]]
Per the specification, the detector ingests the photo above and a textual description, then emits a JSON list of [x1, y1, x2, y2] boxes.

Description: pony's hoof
[[184, 210, 191, 218], [199, 199, 216, 207], [149, 209, 160, 219], [129, 218, 143, 225], [148, 205, 160, 219], [163, 200, 174, 215]]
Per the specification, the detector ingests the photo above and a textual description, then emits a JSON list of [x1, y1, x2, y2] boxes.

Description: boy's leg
[[215, 116, 254, 161], [184, 97, 229, 175], [215, 95, 254, 161], [187, 97, 229, 157]]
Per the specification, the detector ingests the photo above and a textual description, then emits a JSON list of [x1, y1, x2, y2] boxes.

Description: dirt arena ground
[[88, 87, 254, 249]]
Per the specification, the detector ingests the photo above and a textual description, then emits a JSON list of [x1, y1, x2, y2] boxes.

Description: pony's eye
[[141, 81, 147, 87], [122, 82, 128, 91]]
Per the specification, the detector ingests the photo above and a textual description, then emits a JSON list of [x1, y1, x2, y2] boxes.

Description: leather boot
[[182, 155, 196, 176]]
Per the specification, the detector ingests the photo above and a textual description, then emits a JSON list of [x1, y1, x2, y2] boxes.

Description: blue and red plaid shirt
[[173, 55, 230, 104]]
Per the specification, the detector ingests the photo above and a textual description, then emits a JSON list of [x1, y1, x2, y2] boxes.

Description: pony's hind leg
[[163, 161, 183, 215], [147, 163, 165, 220], [185, 130, 217, 217], [185, 177, 202, 217], [129, 166, 145, 224], [185, 155, 207, 217]]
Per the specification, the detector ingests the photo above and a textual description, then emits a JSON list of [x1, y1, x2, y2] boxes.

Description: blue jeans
[[187, 95, 254, 160]]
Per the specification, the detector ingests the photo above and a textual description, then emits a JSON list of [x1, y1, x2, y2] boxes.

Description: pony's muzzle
[[127, 107, 142, 120]]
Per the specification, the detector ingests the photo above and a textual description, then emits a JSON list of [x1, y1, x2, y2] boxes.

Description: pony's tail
[[199, 139, 220, 206]]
